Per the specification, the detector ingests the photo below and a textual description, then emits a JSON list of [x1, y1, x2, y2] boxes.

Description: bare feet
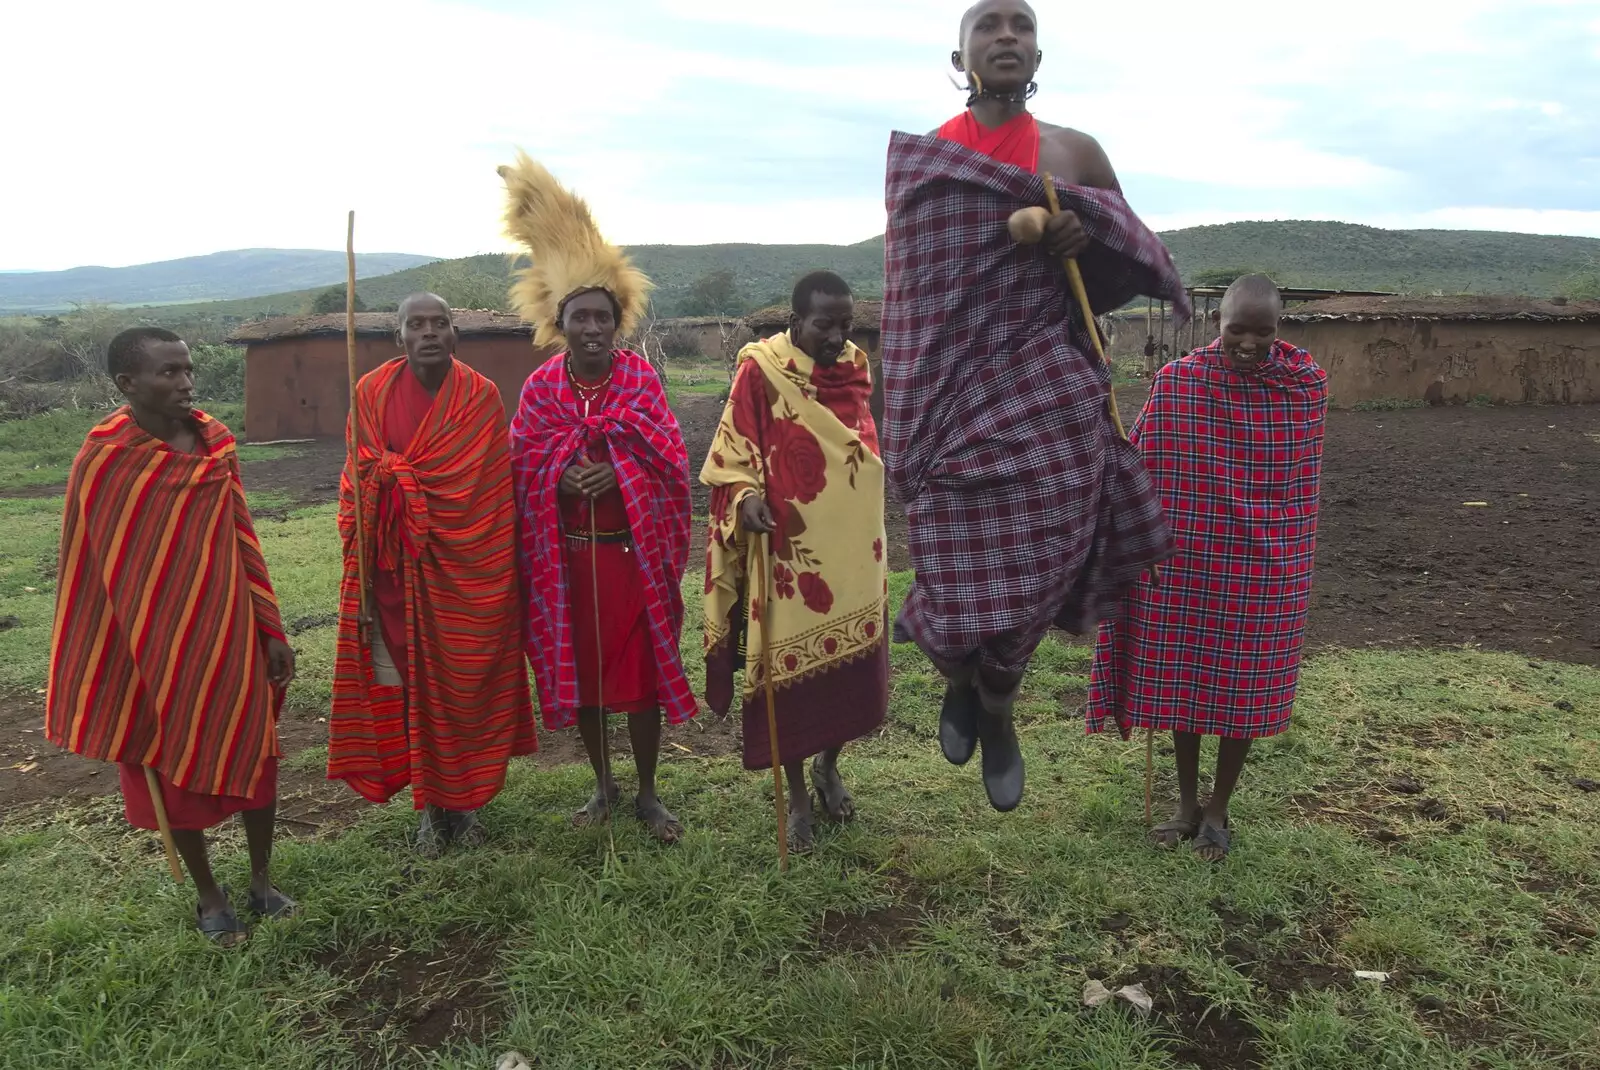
[[635, 794, 683, 844], [787, 798, 815, 853], [1148, 806, 1202, 849], [810, 759, 855, 822], [573, 784, 620, 828]]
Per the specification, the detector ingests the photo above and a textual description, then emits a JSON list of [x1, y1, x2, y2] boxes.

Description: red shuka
[[46, 409, 286, 831], [561, 376, 658, 713], [330, 358, 536, 811], [937, 111, 1041, 172]]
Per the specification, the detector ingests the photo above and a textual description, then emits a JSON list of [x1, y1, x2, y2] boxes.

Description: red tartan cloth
[[881, 130, 1189, 676], [509, 350, 697, 730], [936, 111, 1040, 171], [1086, 339, 1328, 739], [558, 378, 658, 714]]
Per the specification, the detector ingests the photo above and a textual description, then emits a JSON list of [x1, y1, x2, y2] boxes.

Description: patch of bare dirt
[[312, 928, 503, 1067], [1105, 964, 1264, 1070], [814, 903, 925, 954], [0, 697, 369, 833]]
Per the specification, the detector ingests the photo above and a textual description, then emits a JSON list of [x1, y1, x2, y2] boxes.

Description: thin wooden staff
[[748, 533, 789, 872], [1040, 175, 1158, 825], [345, 211, 369, 642], [142, 766, 184, 883], [589, 494, 617, 862]]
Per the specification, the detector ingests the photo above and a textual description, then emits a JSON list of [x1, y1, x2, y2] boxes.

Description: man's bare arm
[[1039, 125, 1122, 192]]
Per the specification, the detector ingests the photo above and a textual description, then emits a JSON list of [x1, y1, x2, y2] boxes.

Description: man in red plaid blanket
[[882, 0, 1188, 812], [1086, 275, 1328, 861], [500, 152, 698, 844]]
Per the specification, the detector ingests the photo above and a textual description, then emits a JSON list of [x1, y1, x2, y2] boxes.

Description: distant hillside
[[0, 249, 438, 311], [1161, 222, 1600, 296], [156, 240, 891, 321], [80, 221, 1600, 325]]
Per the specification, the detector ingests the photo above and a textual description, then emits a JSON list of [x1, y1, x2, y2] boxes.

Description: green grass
[[0, 403, 285, 491], [1, 641, 1597, 1068], [3, 466, 1598, 1068]]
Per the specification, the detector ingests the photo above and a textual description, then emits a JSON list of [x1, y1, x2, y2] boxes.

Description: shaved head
[[397, 292, 451, 322], [395, 293, 457, 382], [1218, 275, 1282, 370], [1220, 274, 1282, 317], [961, 0, 1036, 43]]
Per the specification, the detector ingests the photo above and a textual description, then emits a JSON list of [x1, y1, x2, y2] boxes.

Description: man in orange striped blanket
[[47, 327, 297, 945], [329, 294, 536, 855]]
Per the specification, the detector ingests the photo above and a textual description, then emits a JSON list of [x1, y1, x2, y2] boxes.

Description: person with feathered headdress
[[500, 152, 697, 843]]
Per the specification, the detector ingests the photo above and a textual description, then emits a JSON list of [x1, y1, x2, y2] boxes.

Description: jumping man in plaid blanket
[[881, 0, 1188, 812], [1086, 276, 1329, 861]]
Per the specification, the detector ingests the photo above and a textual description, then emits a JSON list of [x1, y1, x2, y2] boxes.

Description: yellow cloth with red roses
[[701, 333, 888, 759]]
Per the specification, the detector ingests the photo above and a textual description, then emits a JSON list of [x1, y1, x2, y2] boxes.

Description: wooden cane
[[344, 211, 370, 642], [1039, 176, 1160, 585], [1039, 178, 1164, 808], [1144, 729, 1154, 827], [589, 500, 617, 861], [142, 766, 185, 884], [1040, 176, 1129, 442], [749, 534, 789, 872]]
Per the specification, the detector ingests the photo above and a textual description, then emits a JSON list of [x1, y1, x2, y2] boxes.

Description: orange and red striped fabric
[[45, 408, 285, 799], [329, 357, 536, 811]]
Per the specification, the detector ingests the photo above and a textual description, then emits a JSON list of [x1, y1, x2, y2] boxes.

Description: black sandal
[[197, 888, 248, 946], [1193, 819, 1232, 862], [246, 888, 299, 919], [1148, 808, 1203, 849]]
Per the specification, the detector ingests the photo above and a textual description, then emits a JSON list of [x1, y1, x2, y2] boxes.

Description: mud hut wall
[[244, 335, 549, 440], [1276, 319, 1600, 405]]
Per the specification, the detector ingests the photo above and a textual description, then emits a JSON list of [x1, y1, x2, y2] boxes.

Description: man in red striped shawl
[[500, 153, 698, 843], [47, 327, 296, 944], [883, 0, 1187, 812], [330, 293, 536, 856], [1086, 275, 1328, 861]]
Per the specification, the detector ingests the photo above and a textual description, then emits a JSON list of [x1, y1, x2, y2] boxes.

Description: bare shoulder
[[1036, 122, 1120, 191]]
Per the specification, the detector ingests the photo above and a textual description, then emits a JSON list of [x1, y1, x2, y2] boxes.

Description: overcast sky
[[5, 0, 1597, 270]]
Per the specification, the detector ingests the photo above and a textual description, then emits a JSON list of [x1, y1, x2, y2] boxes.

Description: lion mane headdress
[[497, 150, 652, 349]]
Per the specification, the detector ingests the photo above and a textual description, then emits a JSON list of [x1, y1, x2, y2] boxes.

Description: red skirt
[[567, 539, 657, 713], [120, 758, 278, 831]]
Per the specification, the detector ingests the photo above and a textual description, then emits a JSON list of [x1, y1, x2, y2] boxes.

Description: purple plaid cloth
[[881, 131, 1190, 676]]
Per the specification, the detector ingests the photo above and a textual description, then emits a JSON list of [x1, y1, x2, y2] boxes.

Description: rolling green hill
[[1160, 222, 1600, 296], [101, 221, 1600, 324], [0, 250, 438, 312]]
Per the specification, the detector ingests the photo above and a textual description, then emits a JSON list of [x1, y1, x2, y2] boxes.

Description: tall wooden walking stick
[[749, 533, 789, 872], [143, 766, 184, 883], [344, 211, 370, 641], [1029, 178, 1161, 824], [589, 501, 617, 862]]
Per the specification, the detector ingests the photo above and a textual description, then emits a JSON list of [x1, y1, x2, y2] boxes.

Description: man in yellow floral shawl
[[702, 271, 889, 852]]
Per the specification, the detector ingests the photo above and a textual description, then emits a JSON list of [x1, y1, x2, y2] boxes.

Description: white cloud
[[0, 0, 1595, 270]]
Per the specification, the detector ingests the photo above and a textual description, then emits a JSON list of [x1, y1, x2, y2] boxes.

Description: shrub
[[191, 344, 245, 403]]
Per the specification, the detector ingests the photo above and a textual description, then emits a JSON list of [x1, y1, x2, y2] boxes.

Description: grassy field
[[0, 410, 1596, 1069]]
